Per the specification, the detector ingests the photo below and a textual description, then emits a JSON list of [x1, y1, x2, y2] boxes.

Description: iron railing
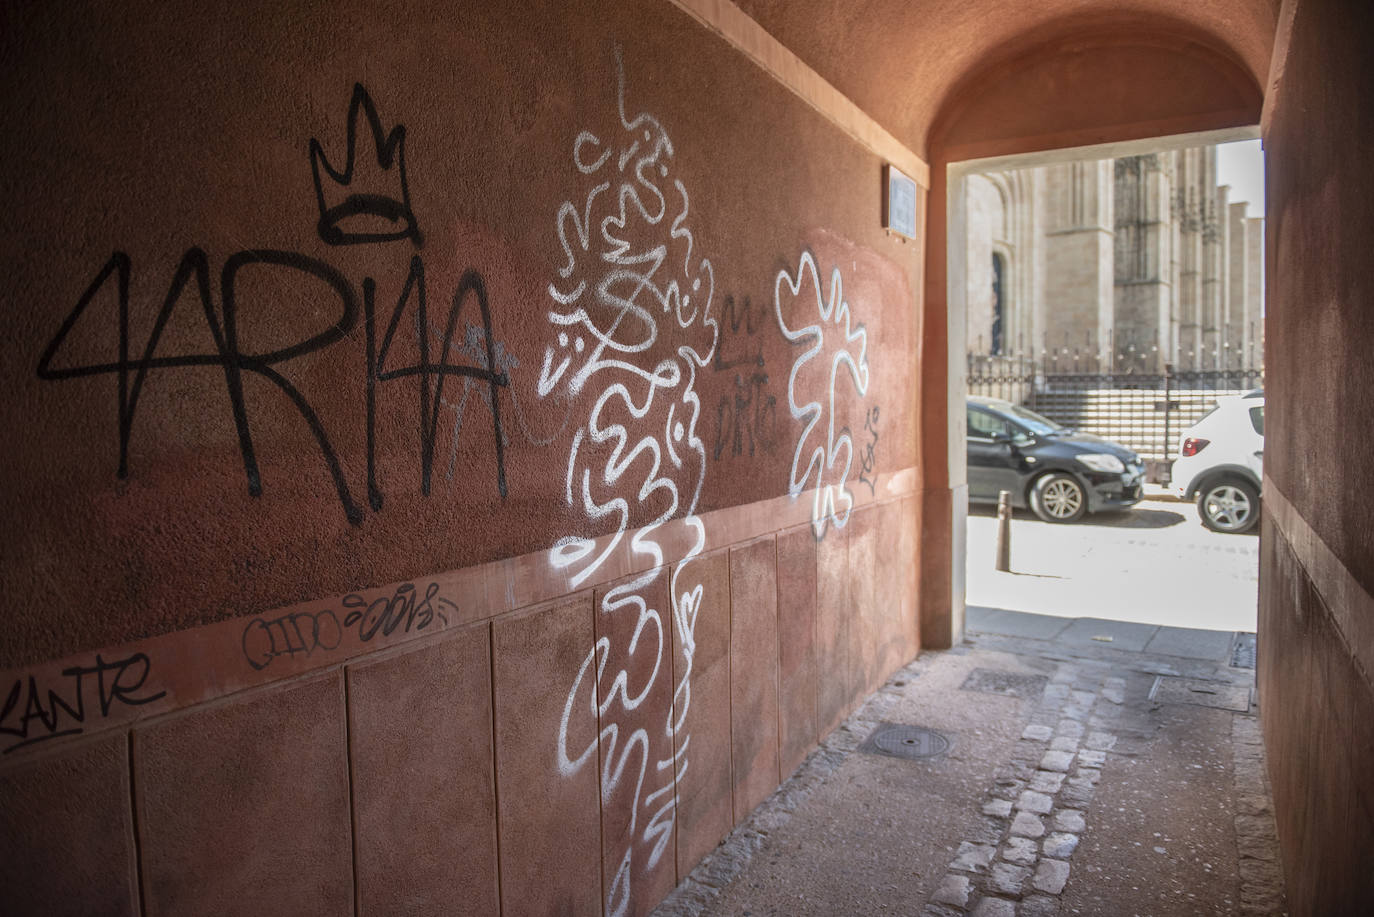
[[968, 351, 1262, 477]]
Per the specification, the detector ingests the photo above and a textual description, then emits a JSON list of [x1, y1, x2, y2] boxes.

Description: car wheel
[[1030, 472, 1087, 523], [1198, 478, 1260, 534]]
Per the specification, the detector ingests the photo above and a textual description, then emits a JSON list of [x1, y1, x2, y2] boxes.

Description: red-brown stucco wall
[[0, 1, 924, 914], [1259, 0, 1374, 913], [0, 0, 919, 667]]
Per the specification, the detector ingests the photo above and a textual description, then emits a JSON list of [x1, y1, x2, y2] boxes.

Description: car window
[[968, 408, 1009, 440], [1250, 405, 1264, 435], [1004, 404, 1062, 435]]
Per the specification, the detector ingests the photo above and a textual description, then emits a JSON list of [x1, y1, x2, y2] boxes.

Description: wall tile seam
[[1263, 476, 1374, 691], [125, 732, 148, 917], [342, 669, 362, 917], [592, 599, 610, 917], [665, 0, 929, 187], [0, 662, 358, 779], [773, 532, 784, 786], [725, 535, 739, 828], [484, 621, 507, 917]]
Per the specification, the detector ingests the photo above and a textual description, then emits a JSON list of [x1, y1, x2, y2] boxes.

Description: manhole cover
[[1230, 633, 1257, 669], [1152, 676, 1252, 712], [861, 723, 951, 760], [960, 668, 1049, 699]]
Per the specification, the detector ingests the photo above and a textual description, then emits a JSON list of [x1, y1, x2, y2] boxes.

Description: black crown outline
[[310, 84, 422, 247]]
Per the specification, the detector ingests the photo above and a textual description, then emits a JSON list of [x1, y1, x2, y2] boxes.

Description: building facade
[[966, 147, 1264, 373]]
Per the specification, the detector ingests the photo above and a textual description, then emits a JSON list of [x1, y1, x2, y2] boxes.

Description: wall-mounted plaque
[[883, 164, 918, 240]]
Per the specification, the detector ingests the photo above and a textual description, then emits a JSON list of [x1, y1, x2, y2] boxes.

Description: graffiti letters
[[241, 609, 343, 671], [0, 653, 166, 755], [774, 252, 871, 538], [858, 405, 880, 496], [711, 295, 777, 460], [37, 84, 509, 525], [340, 581, 452, 642], [240, 581, 454, 671]]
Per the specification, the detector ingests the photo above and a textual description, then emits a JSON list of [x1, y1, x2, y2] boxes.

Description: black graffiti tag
[[35, 84, 510, 526], [858, 405, 880, 495], [340, 581, 453, 643], [711, 294, 778, 459], [241, 609, 344, 671], [714, 371, 777, 460], [0, 653, 167, 755]]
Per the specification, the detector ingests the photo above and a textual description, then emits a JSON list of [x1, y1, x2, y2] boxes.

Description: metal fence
[[968, 355, 1262, 477]]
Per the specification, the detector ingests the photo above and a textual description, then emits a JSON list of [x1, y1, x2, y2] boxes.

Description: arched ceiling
[[735, 0, 1279, 158]]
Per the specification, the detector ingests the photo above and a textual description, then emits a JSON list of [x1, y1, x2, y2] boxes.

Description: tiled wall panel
[[491, 594, 602, 917], [729, 536, 780, 818], [0, 734, 139, 917], [672, 549, 734, 881], [133, 674, 353, 917], [348, 624, 499, 915], [776, 524, 819, 778]]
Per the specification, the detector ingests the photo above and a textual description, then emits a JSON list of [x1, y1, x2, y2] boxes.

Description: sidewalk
[[652, 609, 1286, 917], [964, 495, 1259, 634]]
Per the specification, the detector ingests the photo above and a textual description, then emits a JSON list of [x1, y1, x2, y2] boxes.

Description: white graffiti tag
[[544, 48, 717, 917], [774, 252, 870, 538]]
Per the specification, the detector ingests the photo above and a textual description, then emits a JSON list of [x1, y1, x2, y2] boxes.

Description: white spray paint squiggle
[[543, 48, 717, 917], [774, 252, 870, 538]]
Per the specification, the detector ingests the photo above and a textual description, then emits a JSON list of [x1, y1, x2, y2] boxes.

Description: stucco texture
[[0, 0, 919, 669]]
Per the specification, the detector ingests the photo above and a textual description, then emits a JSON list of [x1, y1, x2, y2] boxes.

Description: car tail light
[[1181, 437, 1210, 457]]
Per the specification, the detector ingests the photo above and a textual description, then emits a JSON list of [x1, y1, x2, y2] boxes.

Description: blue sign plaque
[[883, 164, 918, 240]]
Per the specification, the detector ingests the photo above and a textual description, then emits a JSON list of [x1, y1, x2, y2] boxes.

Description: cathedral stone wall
[[965, 146, 1263, 372]]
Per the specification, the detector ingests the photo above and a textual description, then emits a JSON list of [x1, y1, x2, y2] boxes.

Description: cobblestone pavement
[[652, 612, 1287, 917]]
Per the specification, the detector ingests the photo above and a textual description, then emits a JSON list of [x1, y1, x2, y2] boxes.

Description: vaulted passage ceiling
[[734, 0, 1279, 157]]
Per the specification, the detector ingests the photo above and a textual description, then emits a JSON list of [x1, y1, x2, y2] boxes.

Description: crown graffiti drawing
[[309, 83, 422, 247]]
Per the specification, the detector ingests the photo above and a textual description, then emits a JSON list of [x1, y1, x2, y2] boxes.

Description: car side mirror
[[990, 430, 1010, 444]]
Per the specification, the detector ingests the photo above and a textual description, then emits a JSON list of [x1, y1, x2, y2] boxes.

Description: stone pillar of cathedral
[[1202, 177, 1226, 370], [1227, 201, 1250, 370], [1174, 148, 1205, 371], [1113, 154, 1172, 373], [1042, 160, 1114, 371], [1214, 184, 1236, 371], [1244, 216, 1264, 371]]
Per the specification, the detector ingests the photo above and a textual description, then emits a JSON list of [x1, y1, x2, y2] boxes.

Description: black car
[[966, 396, 1145, 523]]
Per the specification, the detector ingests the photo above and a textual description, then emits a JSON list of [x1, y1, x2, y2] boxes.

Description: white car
[[1172, 390, 1264, 533]]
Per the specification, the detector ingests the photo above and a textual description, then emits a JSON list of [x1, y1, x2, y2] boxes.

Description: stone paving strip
[[654, 635, 1284, 917], [923, 664, 1123, 917], [1231, 715, 1287, 915]]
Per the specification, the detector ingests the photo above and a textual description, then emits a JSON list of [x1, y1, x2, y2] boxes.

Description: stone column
[[1244, 216, 1265, 370], [1042, 160, 1114, 371], [1113, 154, 1172, 373], [1228, 201, 1250, 370]]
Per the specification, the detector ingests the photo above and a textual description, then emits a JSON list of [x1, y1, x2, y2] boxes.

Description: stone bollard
[[996, 489, 1012, 572]]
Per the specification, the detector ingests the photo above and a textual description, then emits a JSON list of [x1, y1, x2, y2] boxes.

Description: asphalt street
[[964, 488, 1260, 634]]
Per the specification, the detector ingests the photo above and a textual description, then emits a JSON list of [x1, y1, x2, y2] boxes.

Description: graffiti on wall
[[711, 294, 778, 460], [35, 85, 510, 525], [240, 580, 456, 671], [858, 405, 880, 496], [544, 48, 717, 917], [1, 652, 166, 755], [773, 252, 872, 539]]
